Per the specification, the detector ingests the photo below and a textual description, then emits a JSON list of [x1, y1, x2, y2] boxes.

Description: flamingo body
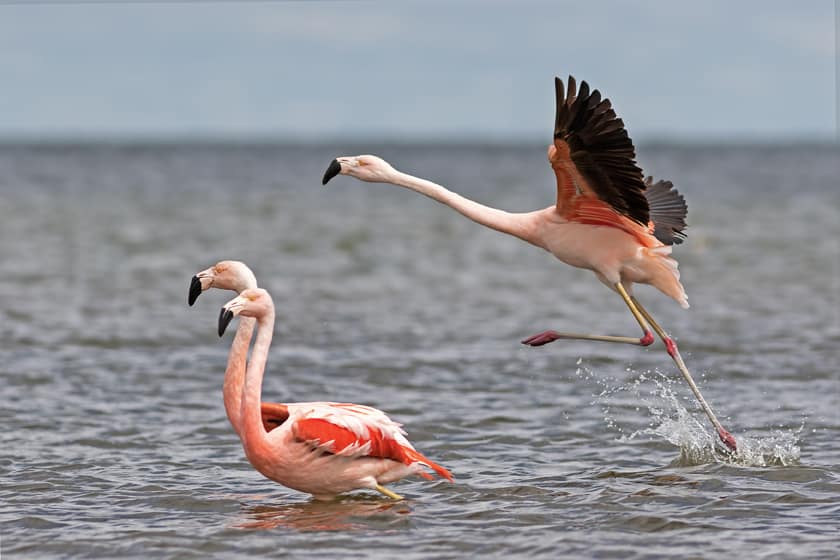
[[530, 207, 687, 307], [219, 288, 452, 500], [242, 401, 450, 500]]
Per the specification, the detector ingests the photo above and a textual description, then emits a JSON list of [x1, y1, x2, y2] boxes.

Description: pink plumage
[[321, 75, 737, 453], [219, 288, 451, 501]]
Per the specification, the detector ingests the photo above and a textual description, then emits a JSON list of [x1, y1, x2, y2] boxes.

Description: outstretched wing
[[290, 402, 452, 481], [551, 76, 649, 226]]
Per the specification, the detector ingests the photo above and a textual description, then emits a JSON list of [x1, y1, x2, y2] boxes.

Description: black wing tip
[[552, 74, 649, 226], [645, 177, 688, 245], [554, 74, 578, 88], [554, 75, 583, 138], [554, 77, 565, 138], [554, 75, 603, 135]]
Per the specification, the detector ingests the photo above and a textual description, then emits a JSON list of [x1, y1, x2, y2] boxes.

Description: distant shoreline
[[0, 136, 836, 150]]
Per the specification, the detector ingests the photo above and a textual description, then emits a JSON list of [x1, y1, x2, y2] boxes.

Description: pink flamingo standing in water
[[213, 286, 452, 500], [322, 75, 737, 452], [189, 260, 290, 434]]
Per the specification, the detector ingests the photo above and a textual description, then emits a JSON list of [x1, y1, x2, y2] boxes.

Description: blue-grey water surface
[[1, 142, 838, 558]]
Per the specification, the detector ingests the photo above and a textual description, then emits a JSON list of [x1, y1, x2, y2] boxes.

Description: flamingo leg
[[627, 295, 737, 452], [375, 485, 404, 500], [521, 284, 655, 347]]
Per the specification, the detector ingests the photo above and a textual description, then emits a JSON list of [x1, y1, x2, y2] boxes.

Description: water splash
[[575, 360, 802, 467]]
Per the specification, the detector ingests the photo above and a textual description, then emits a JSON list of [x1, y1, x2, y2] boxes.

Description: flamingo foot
[[521, 330, 562, 346], [718, 428, 738, 453]]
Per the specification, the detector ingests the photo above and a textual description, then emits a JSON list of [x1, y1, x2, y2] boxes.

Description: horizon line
[[0, 133, 836, 148]]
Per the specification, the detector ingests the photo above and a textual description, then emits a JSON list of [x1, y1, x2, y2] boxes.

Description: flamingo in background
[[321, 75, 737, 452], [189, 260, 289, 435], [216, 287, 452, 500]]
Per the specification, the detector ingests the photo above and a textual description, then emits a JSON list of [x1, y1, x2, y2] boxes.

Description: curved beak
[[321, 159, 342, 185], [188, 275, 203, 306], [218, 307, 235, 337]]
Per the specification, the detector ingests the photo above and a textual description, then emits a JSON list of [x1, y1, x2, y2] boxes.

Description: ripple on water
[[2, 144, 838, 559]]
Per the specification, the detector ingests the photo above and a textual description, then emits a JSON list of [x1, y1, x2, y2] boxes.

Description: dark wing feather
[[644, 176, 687, 245], [553, 75, 649, 225]]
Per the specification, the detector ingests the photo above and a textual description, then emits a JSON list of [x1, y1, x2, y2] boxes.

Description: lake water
[[1, 142, 838, 558]]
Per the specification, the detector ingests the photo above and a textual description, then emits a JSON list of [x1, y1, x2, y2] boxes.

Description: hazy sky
[[0, 0, 836, 141]]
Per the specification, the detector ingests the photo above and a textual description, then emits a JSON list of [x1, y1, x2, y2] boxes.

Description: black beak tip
[[188, 276, 202, 306], [322, 159, 341, 185], [218, 308, 234, 337]]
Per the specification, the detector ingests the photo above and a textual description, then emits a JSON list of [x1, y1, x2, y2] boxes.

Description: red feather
[[570, 198, 657, 247], [293, 417, 453, 481]]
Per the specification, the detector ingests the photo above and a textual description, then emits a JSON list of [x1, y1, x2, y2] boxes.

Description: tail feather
[[646, 245, 689, 308], [644, 176, 687, 245]]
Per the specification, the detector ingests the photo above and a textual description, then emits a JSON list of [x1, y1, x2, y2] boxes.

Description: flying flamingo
[[188, 260, 289, 435], [216, 287, 453, 500], [321, 75, 737, 452]]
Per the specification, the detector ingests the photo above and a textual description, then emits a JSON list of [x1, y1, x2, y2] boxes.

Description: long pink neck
[[390, 170, 540, 245], [222, 316, 255, 437], [240, 307, 275, 449]]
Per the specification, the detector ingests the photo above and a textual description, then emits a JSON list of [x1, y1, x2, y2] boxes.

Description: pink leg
[[522, 286, 655, 348], [522, 329, 654, 347], [635, 298, 737, 453], [522, 284, 738, 453]]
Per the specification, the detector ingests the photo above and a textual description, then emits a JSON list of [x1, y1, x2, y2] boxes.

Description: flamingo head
[[321, 155, 396, 185], [218, 288, 273, 336], [189, 260, 258, 306]]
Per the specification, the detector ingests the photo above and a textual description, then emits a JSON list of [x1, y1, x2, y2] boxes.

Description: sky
[[0, 0, 836, 142]]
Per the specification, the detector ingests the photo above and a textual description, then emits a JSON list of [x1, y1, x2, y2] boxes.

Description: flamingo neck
[[240, 309, 275, 447], [222, 316, 255, 437], [389, 170, 540, 245]]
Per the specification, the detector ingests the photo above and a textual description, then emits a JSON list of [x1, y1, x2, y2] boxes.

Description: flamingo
[[188, 260, 289, 435], [216, 287, 453, 500], [321, 75, 737, 452]]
